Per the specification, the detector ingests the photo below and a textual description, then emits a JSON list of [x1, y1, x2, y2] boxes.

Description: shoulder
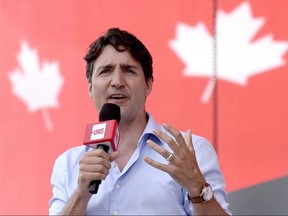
[[190, 133, 221, 173], [53, 145, 90, 168], [191, 134, 216, 157]]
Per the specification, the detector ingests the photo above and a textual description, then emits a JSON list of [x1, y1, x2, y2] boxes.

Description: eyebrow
[[120, 64, 138, 70], [96, 64, 113, 70], [96, 63, 138, 71]]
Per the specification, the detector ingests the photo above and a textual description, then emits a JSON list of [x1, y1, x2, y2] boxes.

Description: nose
[[111, 70, 125, 88]]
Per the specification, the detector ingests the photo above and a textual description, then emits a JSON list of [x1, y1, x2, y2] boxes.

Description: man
[[49, 28, 231, 215]]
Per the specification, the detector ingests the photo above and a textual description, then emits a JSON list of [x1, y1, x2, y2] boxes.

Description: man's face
[[88, 45, 152, 123]]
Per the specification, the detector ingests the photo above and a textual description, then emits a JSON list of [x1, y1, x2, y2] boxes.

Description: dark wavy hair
[[84, 28, 153, 84]]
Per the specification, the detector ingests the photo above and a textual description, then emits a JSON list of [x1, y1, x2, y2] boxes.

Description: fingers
[[151, 130, 179, 156], [85, 148, 110, 160], [146, 139, 172, 161], [145, 125, 205, 191], [78, 149, 118, 187], [163, 123, 187, 148], [83, 149, 119, 166], [81, 150, 110, 169], [152, 123, 193, 157], [144, 155, 168, 173], [145, 124, 195, 171]]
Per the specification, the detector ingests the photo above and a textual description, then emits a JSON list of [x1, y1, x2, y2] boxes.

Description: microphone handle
[[88, 144, 110, 194]]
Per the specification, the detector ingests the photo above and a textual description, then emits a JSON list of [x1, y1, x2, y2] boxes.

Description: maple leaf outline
[[8, 40, 64, 130], [169, 1, 288, 102]]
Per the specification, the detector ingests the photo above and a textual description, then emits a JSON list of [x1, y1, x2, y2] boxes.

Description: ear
[[145, 78, 153, 97], [88, 82, 93, 98]]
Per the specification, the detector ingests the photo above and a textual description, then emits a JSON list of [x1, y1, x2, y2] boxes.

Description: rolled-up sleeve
[[184, 135, 231, 215], [49, 155, 69, 215]]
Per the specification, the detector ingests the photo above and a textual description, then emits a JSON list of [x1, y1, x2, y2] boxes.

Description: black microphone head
[[99, 103, 121, 123]]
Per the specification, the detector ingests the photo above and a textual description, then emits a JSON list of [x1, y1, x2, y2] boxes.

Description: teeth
[[110, 94, 125, 99]]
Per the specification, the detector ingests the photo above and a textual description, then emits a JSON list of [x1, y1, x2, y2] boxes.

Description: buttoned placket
[[108, 137, 145, 215], [110, 161, 121, 215]]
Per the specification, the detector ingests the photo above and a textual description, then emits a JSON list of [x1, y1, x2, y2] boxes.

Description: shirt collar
[[85, 113, 163, 153], [138, 113, 163, 146]]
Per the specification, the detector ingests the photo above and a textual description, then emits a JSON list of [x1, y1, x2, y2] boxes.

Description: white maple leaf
[[169, 1, 288, 103], [8, 41, 64, 130]]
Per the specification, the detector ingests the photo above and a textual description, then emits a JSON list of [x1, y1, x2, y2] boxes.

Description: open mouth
[[109, 94, 127, 100]]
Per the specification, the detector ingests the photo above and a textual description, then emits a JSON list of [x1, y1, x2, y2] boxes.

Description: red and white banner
[[0, 0, 287, 214]]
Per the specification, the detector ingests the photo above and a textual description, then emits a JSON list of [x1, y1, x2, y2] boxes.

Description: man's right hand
[[60, 149, 119, 215], [77, 149, 119, 195]]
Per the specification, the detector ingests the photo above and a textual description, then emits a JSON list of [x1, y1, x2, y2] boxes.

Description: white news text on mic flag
[[90, 123, 106, 140]]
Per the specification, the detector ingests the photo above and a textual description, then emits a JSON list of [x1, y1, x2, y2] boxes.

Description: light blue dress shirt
[[49, 114, 230, 215]]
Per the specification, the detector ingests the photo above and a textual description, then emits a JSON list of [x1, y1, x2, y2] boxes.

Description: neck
[[118, 112, 148, 147], [114, 112, 148, 171]]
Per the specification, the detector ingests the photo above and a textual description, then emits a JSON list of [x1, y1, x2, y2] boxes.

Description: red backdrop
[[0, 0, 287, 214]]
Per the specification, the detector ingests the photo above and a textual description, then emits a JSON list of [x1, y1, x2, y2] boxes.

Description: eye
[[98, 68, 112, 76], [126, 69, 136, 74], [123, 66, 137, 75]]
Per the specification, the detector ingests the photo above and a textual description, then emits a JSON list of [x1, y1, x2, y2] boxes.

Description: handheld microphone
[[83, 103, 121, 194]]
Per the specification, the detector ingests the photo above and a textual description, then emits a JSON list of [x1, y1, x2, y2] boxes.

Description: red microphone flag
[[83, 119, 120, 152]]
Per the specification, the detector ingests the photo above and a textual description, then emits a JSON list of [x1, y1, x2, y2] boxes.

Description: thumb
[[109, 151, 119, 161], [184, 129, 194, 152]]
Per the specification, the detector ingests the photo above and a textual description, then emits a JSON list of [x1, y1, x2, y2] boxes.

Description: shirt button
[[115, 184, 120, 189], [113, 210, 119, 215]]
